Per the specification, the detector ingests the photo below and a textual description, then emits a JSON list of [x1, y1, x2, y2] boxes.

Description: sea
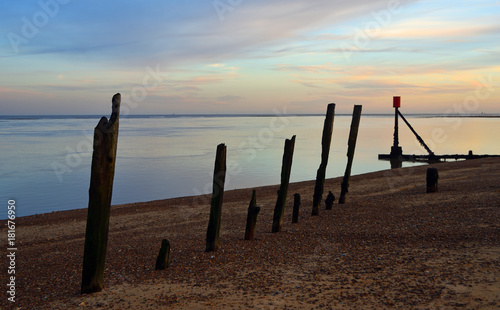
[[1, 114, 499, 219]]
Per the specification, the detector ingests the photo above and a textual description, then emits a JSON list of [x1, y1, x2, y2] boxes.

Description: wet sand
[[1, 158, 499, 309]]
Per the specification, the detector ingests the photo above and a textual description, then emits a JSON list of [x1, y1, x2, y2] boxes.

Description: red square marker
[[393, 96, 401, 108]]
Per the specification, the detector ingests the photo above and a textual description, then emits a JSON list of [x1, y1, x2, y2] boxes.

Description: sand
[[1, 158, 499, 309]]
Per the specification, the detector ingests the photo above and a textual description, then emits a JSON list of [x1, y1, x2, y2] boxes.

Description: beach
[[1, 157, 499, 309]]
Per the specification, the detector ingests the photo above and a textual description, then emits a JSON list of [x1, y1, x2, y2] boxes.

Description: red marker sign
[[393, 96, 401, 108]]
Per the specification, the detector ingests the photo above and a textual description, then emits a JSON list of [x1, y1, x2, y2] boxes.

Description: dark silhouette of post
[[155, 239, 171, 270], [272, 135, 296, 233], [312, 103, 335, 215], [467, 150, 474, 159], [81, 93, 121, 294], [245, 190, 260, 240], [206, 143, 227, 252], [390, 96, 403, 169], [339, 105, 362, 204], [325, 191, 335, 210], [292, 193, 301, 223], [391, 97, 402, 156], [426, 168, 439, 193]]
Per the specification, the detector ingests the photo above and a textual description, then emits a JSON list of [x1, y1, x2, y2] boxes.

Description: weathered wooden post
[[272, 135, 296, 233], [426, 167, 439, 193], [155, 239, 171, 270], [81, 93, 120, 294], [245, 190, 261, 240], [325, 191, 335, 210], [206, 143, 227, 252], [292, 193, 301, 223], [339, 105, 362, 204], [312, 103, 336, 216]]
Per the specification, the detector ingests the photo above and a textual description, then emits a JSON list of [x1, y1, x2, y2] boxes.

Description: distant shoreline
[[2, 114, 500, 120]]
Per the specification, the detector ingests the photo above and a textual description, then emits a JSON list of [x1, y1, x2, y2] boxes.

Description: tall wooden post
[[339, 105, 362, 204], [206, 143, 227, 252], [272, 135, 296, 233], [81, 93, 121, 294], [312, 103, 335, 216], [245, 190, 260, 240]]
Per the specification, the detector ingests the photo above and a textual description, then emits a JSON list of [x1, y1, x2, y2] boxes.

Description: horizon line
[[2, 113, 500, 119]]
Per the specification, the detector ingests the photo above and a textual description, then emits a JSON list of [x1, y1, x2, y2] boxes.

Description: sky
[[1, 0, 499, 115]]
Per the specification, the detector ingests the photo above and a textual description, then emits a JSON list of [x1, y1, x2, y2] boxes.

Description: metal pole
[[390, 96, 402, 159], [397, 110, 435, 157], [394, 106, 399, 149]]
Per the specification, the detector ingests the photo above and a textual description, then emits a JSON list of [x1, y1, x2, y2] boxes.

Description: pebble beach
[[1, 158, 499, 309]]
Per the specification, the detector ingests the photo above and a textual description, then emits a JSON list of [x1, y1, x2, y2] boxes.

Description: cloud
[[290, 79, 325, 88], [1, 0, 499, 114], [1, 0, 413, 67], [214, 95, 243, 104], [165, 72, 239, 87], [380, 20, 500, 40], [274, 63, 343, 73]]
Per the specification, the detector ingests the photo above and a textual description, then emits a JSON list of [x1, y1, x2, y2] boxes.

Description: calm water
[[1, 114, 499, 219]]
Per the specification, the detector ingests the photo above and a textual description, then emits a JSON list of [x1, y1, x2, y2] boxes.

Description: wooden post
[[325, 191, 335, 210], [81, 93, 121, 294], [467, 150, 474, 159], [312, 103, 336, 216], [426, 167, 439, 193], [245, 190, 261, 240], [272, 135, 296, 233], [205, 143, 227, 252], [292, 193, 301, 223], [339, 105, 362, 204], [155, 239, 171, 270]]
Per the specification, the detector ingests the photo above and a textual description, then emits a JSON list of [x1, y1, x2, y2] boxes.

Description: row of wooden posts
[[80, 93, 363, 294]]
